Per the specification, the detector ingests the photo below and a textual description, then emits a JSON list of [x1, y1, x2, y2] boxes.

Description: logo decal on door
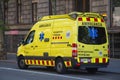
[[39, 32, 44, 41], [88, 27, 98, 39]]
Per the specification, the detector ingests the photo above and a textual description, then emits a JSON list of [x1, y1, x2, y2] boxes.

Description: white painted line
[[0, 67, 92, 80]]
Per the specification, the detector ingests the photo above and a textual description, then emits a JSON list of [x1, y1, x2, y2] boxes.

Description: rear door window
[[78, 26, 107, 44]]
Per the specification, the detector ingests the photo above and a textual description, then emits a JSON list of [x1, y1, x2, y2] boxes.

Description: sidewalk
[[1, 53, 120, 74], [99, 58, 120, 74], [6, 53, 17, 60], [0, 53, 17, 63]]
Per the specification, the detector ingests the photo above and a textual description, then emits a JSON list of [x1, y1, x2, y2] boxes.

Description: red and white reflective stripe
[[51, 61, 54, 65], [86, 17, 90, 21], [34, 60, 36, 64], [95, 58, 99, 63], [65, 61, 71, 67], [78, 17, 104, 22], [94, 18, 98, 22], [38, 60, 40, 64], [79, 58, 108, 64], [46, 60, 49, 65], [26, 60, 29, 64], [66, 61, 70, 66], [72, 43, 78, 57], [25, 60, 55, 66], [102, 58, 106, 63], [42, 60, 44, 65], [30, 60, 32, 64]]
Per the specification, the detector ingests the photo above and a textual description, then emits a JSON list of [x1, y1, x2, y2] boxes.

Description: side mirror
[[17, 40, 25, 47]]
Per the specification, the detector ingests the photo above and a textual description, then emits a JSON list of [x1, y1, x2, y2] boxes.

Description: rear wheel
[[17, 57, 28, 69], [86, 68, 98, 74], [55, 58, 67, 74]]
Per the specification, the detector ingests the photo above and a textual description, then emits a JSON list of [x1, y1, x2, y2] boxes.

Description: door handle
[[67, 44, 72, 47], [24, 51, 28, 53], [35, 46, 38, 47]]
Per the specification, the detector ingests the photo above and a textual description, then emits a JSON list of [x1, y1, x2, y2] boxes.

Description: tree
[[0, 0, 9, 59], [112, 0, 120, 7], [49, 0, 57, 15], [0, 1, 4, 29]]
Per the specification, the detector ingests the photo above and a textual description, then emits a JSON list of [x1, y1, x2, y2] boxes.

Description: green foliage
[[0, 20, 7, 30], [0, 25, 6, 30], [0, 0, 9, 30], [113, 0, 120, 7], [0, 20, 3, 24], [0, 0, 9, 2], [0, 20, 3, 28]]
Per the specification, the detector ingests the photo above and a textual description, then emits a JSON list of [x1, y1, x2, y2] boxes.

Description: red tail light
[[72, 43, 77, 47], [78, 18, 82, 21], [72, 43, 78, 57], [76, 63, 80, 67]]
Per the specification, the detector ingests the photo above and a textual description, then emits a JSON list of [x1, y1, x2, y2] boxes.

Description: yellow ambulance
[[17, 12, 109, 74]]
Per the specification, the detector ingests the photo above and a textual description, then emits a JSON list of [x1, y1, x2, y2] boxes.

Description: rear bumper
[[71, 58, 109, 69]]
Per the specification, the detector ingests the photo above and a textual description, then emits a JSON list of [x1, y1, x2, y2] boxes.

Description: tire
[[86, 68, 98, 74], [55, 58, 67, 74], [17, 57, 28, 69]]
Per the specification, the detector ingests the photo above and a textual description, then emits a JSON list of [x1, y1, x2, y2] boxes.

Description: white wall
[[113, 7, 120, 26]]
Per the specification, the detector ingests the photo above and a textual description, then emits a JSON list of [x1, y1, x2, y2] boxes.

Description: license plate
[[81, 59, 91, 63]]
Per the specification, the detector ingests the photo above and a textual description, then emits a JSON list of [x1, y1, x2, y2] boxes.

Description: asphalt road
[[0, 61, 120, 80]]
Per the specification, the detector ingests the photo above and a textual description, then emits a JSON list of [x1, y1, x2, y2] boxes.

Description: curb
[[0, 60, 17, 64], [99, 70, 120, 74], [110, 58, 120, 60]]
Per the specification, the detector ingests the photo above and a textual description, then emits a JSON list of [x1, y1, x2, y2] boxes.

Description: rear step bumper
[[71, 58, 109, 68]]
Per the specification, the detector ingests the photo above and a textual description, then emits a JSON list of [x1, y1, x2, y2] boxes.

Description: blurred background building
[[2, 0, 90, 52], [0, 0, 120, 58]]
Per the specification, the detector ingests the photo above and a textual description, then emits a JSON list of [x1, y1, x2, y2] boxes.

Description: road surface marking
[[0, 67, 92, 80]]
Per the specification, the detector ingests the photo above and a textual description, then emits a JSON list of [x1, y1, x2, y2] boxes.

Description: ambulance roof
[[39, 12, 103, 21]]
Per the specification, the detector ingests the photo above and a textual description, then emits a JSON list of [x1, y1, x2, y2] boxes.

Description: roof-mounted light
[[69, 13, 78, 19], [69, 12, 83, 19]]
